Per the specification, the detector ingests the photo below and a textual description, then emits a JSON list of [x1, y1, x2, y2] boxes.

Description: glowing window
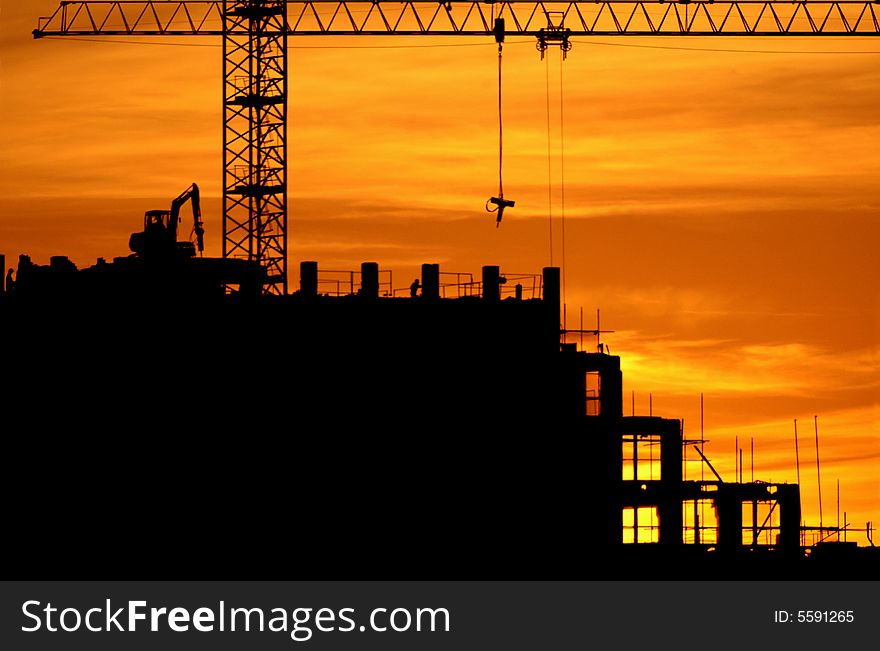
[[623, 506, 659, 544], [682, 499, 718, 545], [586, 371, 601, 416], [622, 434, 661, 481], [742, 500, 780, 547]]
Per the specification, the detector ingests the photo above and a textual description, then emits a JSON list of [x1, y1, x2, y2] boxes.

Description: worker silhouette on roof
[[410, 278, 420, 298], [5, 268, 14, 293]]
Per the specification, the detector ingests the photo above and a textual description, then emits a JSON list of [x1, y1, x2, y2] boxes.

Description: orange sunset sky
[[1, 2, 878, 543]]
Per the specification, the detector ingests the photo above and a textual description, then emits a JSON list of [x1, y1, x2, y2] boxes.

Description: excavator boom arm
[[169, 183, 205, 253]]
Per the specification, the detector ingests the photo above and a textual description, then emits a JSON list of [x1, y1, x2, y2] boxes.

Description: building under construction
[[10, 0, 878, 578], [2, 243, 876, 579]]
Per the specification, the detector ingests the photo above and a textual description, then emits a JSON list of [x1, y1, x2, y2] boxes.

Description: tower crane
[[32, 1, 880, 295]]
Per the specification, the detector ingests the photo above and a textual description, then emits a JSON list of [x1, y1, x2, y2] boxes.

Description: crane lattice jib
[[31, 3, 880, 296], [33, 2, 880, 37]]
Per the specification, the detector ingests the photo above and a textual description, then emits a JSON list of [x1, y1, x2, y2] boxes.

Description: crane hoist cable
[[486, 17, 514, 227], [559, 51, 567, 312], [546, 53, 553, 266]]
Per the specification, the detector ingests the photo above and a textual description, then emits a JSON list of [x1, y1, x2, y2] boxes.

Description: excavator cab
[[129, 184, 204, 260], [145, 210, 172, 231]]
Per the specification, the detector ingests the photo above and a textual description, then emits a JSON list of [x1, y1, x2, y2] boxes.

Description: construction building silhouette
[[6, 1, 878, 577], [2, 247, 876, 577]]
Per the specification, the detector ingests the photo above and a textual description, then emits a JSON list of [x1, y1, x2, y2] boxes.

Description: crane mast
[[224, 1, 287, 295], [32, 1, 880, 296]]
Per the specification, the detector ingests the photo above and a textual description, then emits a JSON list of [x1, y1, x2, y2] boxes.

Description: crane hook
[[486, 196, 515, 227]]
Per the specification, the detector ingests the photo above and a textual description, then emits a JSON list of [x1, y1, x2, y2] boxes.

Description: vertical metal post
[[837, 479, 840, 542], [223, 0, 288, 295], [735, 435, 738, 483], [700, 393, 704, 481], [579, 306, 583, 349], [815, 415, 823, 533], [633, 506, 639, 544], [752, 500, 758, 546], [683, 419, 686, 482], [633, 435, 638, 482], [794, 419, 804, 542], [739, 448, 743, 484]]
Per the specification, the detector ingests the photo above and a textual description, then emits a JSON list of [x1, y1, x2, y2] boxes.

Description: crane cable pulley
[[486, 17, 514, 228]]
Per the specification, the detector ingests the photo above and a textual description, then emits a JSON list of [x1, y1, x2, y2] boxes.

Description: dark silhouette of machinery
[[129, 183, 205, 260], [9, 182, 263, 299]]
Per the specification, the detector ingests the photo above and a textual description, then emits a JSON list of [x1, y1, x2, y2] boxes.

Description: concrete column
[[482, 265, 500, 301], [598, 355, 624, 419], [716, 488, 743, 552], [300, 261, 318, 296], [421, 263, 439, 299], [777, 484, 802, 554], [659, 423, 684, 545], [361, 261, 379, 298], [542, 266, 560, 328], [660, 420, 683, 489]]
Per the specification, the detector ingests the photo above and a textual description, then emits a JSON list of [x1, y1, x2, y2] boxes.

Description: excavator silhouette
[[12, 183, 264, 299], [129, 183, 205, 260]]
